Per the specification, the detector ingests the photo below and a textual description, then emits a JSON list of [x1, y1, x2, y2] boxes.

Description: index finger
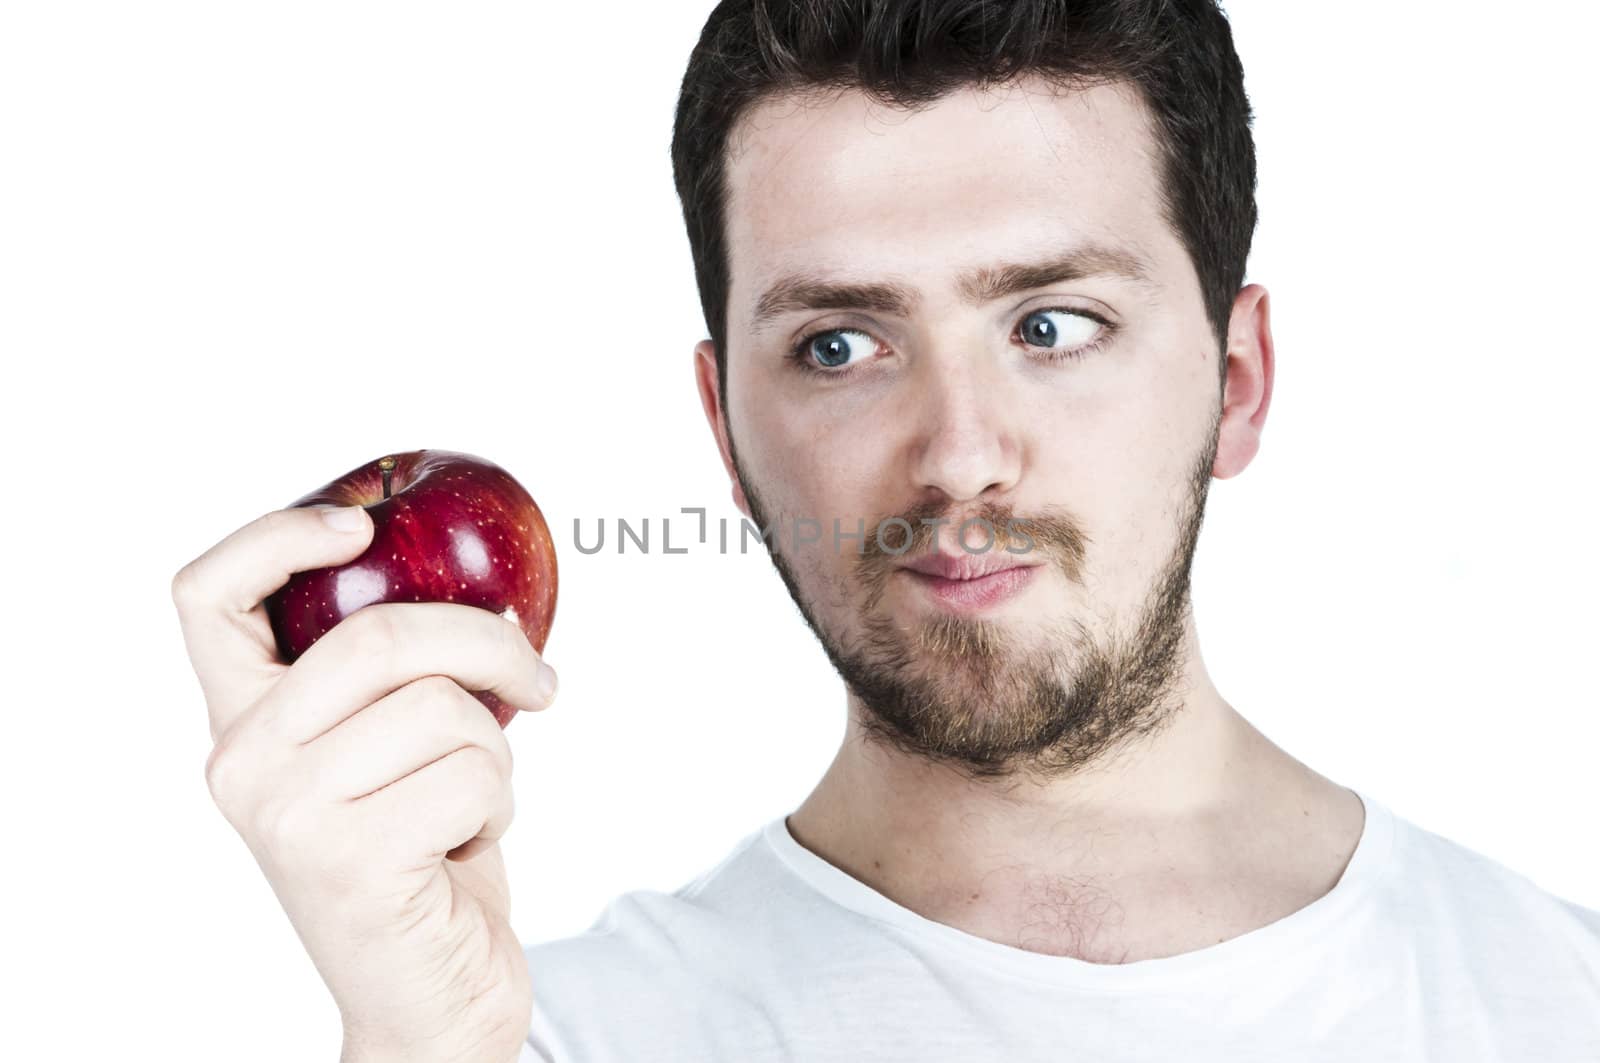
[[261, 599, 553, 744]]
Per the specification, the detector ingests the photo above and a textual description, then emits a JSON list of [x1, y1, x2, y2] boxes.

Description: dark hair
[[670, 0, 1257, 405]]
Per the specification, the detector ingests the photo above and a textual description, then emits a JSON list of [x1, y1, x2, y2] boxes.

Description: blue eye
[[795, 328, 876, 371], [1020, 308, 1099, 351]]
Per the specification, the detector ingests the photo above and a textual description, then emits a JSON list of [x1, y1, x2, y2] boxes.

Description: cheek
[[743, 389, 893, 507], [1023, 392, 1189, 590]]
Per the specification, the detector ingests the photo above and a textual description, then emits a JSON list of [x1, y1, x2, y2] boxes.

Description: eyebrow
[[749, 243, 1157, 335]]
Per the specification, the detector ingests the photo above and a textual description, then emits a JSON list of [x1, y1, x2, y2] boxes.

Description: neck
[[787, 627, 1364, 962]]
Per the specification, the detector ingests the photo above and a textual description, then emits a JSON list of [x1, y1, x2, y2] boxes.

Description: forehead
[[723, 76, 1172, 327]]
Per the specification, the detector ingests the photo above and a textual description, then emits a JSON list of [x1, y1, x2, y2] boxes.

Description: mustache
[[854, 496, 1090, 585]]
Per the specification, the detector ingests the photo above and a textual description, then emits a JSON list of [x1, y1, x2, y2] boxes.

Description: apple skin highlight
[[264, 449, 558, 728]]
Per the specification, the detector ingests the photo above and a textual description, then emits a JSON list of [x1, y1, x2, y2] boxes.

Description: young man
[[172, 2, 1600, 1061]]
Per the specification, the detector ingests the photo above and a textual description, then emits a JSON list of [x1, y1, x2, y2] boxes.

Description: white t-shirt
[[517, 791, 1600, 1062]]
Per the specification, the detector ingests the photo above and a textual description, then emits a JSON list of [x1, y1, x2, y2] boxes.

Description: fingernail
[[536, 662, 559, 704], [321, 505, 367, 531]]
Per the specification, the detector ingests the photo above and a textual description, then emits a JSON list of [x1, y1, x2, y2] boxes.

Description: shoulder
[[1561, 896, 1600, 940], [524, 823, 771, 976], [1377, 799, 1600, 956], [520, 822, 806, 1060]]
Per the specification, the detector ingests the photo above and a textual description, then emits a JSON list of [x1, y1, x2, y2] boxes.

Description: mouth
[[896, 555, 1043, 613]]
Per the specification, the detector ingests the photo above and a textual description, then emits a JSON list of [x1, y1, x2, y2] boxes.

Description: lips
[[898, 551, 1039, 581], [897, 554, 1041, 613]]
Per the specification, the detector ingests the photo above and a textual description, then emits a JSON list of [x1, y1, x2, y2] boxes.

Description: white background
[[2, 1, 1596, 1057]]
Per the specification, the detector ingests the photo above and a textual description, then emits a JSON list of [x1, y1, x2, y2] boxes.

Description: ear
[[1212, 283, 1275, 480], [694, 339, 752, 517]]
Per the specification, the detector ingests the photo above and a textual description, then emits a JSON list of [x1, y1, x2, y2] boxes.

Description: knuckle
[[391, 670, 513, 782], [476, 741, 512, 792], [475, 728, 513, 785], [203, 741, 238, 805], [410, 674, 463, 711], [490, 614, 541, 701], [494, 608, 532, 659], [488, 726, 514, 781], [435, 674, 481, 720], [385, 673, 456, 726], [506, 639, 542, 697], [341, 604, 398, 661], [169, 563, 203, 612], [203, 736, 263, 817], [260, 796, 367, 888], [258, 507, 305, 539], [466, 746, 506, 795], [499, 734, 515, 780], [450, 688, 514, 780], [449, 743, 497, 785], [256, 796, 319, 862]]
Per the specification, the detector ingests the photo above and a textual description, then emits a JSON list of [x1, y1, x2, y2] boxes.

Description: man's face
[[700, 76, 1240, 781]]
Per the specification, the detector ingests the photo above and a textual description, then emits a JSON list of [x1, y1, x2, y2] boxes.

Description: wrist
[[341, 1022, 527, 1063]]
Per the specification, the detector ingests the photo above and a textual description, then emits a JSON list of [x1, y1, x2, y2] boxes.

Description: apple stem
[[378, 456, 396, 500]]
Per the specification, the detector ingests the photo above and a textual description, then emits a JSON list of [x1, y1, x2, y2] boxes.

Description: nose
[[905, 356, 1022, 509]]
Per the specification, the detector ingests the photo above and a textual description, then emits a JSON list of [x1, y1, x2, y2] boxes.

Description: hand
[[171, 505, 557, 1063]]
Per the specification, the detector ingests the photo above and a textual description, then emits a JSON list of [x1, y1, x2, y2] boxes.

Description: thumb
[[215, 504, 376, 617], [173, 505, 375, 736]]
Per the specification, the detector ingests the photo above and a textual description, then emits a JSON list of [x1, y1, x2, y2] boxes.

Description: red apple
[[264, 449, 558, 728]]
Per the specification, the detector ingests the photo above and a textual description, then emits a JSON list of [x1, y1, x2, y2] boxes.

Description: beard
[[732, 401, 1222, 784]]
